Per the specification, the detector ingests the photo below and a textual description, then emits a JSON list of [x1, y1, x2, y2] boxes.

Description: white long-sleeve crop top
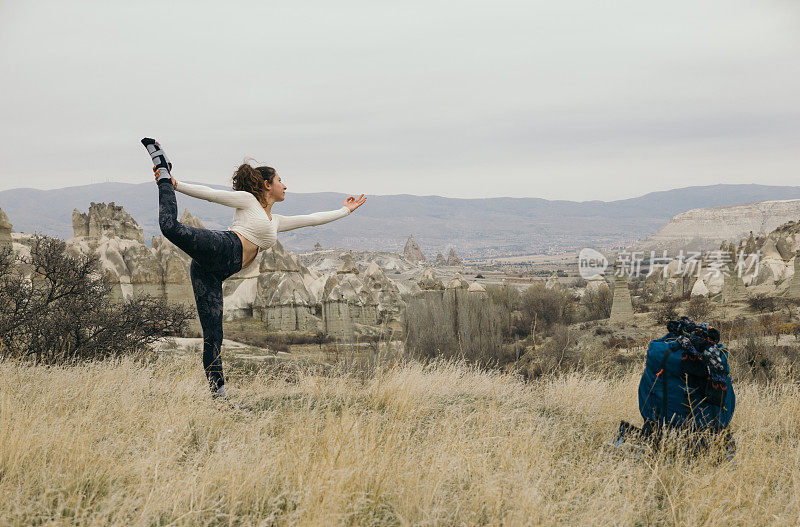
[[174, 181, 351, 249]]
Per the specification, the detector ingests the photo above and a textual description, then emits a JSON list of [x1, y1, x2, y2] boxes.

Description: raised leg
[[158, 180, 222, 265]]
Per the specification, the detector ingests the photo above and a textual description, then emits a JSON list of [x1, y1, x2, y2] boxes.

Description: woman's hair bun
[[232, 160, 276, 206]]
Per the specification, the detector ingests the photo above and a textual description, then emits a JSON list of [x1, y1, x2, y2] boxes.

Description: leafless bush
[[0, 236, 191, 364], [581, 286, 612, 321], [653, 297, 680, 324], [716, 315, 750, 342], [519, 283, 574, 330], [485, 283, 521, 310], [486, 283, 527, 337], [573, 277, 588, 288], [686, 296, 714, 320], [403, 289, 511, 366], [516, 324, 579, 379], [594, 325, 613, 336], [224, 320, 334, 350], [733, 336, 773, 383], [747, 293, 778, 314], [603, 335, 637, 349]]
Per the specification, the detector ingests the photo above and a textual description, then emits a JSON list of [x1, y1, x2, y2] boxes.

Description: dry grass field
[[2, 352, 800, 526]]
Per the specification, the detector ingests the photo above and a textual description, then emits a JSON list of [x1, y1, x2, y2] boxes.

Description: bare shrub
[[573, 277, 588, 288], [403, 294, 457, 359], [686, 296, 714, 320], [759, 313, 784, 344], [519, 283, 574, 330], [718, 315, 751, 342], [728, 334, 800, 383], [403, 289, 511, 366], [632, 296, 650, 313], [734, 336, 773, 383], [653, 297, 680, 324], [0, 236, 191, 364], [748, 293, 778, 314], [486, 283, 523, 336], [581, 286, 612, 321], [603, 335, 637, 349], [594, 325, 613, 336], [517, 324, 578, 379]]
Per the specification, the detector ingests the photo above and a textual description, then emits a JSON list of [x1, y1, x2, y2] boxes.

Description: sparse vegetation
[[403, 288, 511, 366], [653, 297, 680, 324], [224, 318, 334, 351], [6, 231, 800, 524], [0, 236, 190, 364], [519, 283, 574, 329], [4, 352, 800, 525], [581, 285, 613, 320], [687, 295, 714, 320], [747, 293, 778, 313]]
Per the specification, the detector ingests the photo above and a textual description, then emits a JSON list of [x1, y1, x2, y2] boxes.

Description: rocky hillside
[[2, 204, 493, 341], [632, 199, 800, 254]]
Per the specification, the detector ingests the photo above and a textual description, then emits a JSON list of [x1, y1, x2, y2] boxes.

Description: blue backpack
[[638, 333, 735, 429]]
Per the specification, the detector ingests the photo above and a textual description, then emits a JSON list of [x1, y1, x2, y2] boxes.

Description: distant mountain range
[[3, 182, 800, 258]]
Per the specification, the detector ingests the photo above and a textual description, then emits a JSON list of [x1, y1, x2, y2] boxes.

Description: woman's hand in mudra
[[153, 166, 177, 189], [344, 194, 366, 213]]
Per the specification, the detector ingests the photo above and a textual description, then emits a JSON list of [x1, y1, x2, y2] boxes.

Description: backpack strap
[[659, 347, 674, 422]]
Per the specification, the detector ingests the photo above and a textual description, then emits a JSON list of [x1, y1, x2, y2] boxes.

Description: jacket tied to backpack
[[638, 328, 735, 429]]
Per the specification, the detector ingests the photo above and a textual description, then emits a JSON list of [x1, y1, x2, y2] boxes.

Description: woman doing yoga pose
[[141, 138, 366, 398]]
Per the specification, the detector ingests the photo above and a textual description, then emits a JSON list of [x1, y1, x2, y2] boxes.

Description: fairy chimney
[[403, 235, 426, 264]]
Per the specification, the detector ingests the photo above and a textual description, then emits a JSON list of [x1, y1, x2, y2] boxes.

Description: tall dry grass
[[2, 354, 800, 525]]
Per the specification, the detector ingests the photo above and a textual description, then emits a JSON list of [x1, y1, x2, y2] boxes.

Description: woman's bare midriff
[[233, 231, 260, 269]]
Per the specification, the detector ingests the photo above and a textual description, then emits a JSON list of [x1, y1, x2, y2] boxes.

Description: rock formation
[[403, 235, 426, 264], [690, 278, 709, 297], [251, 240, 320, 332], [545, 271, 560, 289], [179, 209, 206, 229], [362, 262, 403, 319], [634, 200, 800, 254], [0, 208, 12, 245], [241, 242, 401, 339], [301, 248, 417, 274], [23, 202, 409, 340], [721, 219, 800, 295], [609, 273, 634, 322], [65, 204, 202, 326], [337, 253, 359, 274], [68, 204, 158, 300], [446, 248, 463, 266], [322, 253, 379, 340], [642, 216, 800, 301], [435, 252, 446, 266], [417, 267, 444, 291], [72, 202, 144, 243], [722, 271, 747, 303], [446, 273, 469, 290], [468, 281, 487, 296]]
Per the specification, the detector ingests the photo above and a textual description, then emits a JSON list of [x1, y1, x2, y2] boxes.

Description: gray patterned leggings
[[157, 179, 242, 392]]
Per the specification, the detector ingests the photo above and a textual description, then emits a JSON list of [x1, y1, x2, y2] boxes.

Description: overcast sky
[[1, 0, 798, 201]]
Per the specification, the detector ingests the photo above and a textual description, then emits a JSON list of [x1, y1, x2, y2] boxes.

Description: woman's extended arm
[[174, 181, 256, 209], [273, 207, 351, 232]]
